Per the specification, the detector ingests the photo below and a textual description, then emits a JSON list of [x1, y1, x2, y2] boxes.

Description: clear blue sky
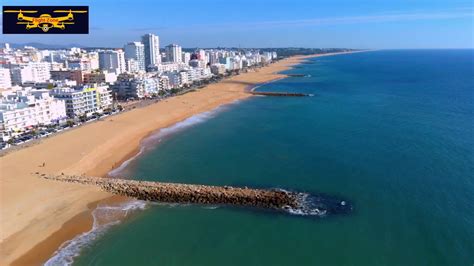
[[1, 0, 473, 48]]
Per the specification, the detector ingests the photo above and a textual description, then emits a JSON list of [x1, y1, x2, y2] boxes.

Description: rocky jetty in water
[[37, 173, 300, 210]]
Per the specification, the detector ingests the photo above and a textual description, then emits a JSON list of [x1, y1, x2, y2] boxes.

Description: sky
[[1, 0, 473, 48]]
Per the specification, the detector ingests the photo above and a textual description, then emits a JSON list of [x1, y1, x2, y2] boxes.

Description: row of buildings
[[0, 84, 112, 141], [0, 38, 277, 142]]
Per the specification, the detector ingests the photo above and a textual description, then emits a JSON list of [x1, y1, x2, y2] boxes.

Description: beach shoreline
[[0, 52, 357, 265]]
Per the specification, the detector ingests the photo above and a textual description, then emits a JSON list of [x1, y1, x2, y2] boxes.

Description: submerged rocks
[[38, 174, 299, 210]]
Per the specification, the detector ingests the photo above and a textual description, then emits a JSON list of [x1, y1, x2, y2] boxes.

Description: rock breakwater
[[250, 91, 309, 97], [37, 173, 300, 210]]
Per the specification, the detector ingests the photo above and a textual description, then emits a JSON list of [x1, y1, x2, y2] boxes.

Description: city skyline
[[1, 0, 473, 49]]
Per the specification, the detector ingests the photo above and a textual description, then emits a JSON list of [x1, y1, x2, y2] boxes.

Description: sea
[[46, 50, 474, 266]]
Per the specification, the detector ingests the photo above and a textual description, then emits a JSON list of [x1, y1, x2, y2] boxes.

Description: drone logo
[[3, 6, 89, 34], [4, 9, 87, 32]]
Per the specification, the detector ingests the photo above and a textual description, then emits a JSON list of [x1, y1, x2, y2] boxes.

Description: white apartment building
[[96, 85, 113, 110], [211, 64, 226, 75], [10, 62, 51, 85], [51, 85, 112, 117], [156, 62, 187, 72], [182, 52, 191, 65], [67, 58, 92, 71], [165, 44, 182, 63], [0, 68, 12, 89], [124, 42, 146, 72], [125, 59, 142, 73], [111, 74, 167, 99], [197, 49, 207, 63], [179, 71, 190, 86], [159, 76, 170, 91], [0, 90, 67, 140], [98, 50, 126, 74], [88, 52, 100, 70], [142, 33, 161, 68]]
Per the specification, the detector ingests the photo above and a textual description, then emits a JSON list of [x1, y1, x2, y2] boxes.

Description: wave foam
[[44, 200, 147, 266], [277, 189, 352, 217]]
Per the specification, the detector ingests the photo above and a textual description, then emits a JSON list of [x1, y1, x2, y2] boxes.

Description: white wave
[[44, 200, 147, 266], [202, 206, 219, 210], [276, 189, 328, 217], [108, 146, 145, 177], [285, 206, 327, 216], [146, 110, 217, 142]]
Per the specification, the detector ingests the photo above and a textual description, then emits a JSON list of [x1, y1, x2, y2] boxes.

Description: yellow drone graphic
[[3, 9, 88, 32]]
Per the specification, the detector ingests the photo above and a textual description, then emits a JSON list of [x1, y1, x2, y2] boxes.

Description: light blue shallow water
[[65, 50, 473, 265]]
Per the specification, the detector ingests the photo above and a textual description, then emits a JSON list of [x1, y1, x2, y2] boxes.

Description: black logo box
[[3, 6, 89, 34]]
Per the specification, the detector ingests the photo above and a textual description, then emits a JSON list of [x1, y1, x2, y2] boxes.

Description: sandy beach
[[0, 53, 352, 265]]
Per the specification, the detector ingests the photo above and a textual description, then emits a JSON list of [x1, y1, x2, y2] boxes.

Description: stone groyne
[[250, 91, 309, 97], [286, 74, 306, 77], [37, 173, 300, 210]]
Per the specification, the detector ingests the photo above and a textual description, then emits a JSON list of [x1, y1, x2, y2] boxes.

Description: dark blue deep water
[[71, 50, 473, 265]]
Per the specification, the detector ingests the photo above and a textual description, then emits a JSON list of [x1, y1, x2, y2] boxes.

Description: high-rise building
[[141, 33, 161, 69], [98, 50, 126, 74], [165, 44, 182, 63], [182, 52, 191, 65], [124, 42, 146, 72], [198, 49, 207, 63]]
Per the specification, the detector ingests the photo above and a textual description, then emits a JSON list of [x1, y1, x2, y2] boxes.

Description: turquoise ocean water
[[48, 50, 473, 265]]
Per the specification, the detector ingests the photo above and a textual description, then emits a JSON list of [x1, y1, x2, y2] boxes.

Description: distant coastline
[[1, 51, 360, 266]]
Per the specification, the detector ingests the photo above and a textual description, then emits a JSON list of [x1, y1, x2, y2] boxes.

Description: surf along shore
[[0, 52, 353, 265]]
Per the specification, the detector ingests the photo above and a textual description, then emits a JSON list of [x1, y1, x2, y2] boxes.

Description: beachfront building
[[111, 74, 166, 99], [98, 50, 126, 74], [124, 42, 146, 72], [51, 85, 112, 118], [159, 76, 170, 91], [142, 33, 161, 69], [165, 44, 182, 63], [0, 89, 67, 140], [187, 67, 212, 82], [210, 64, 226, 75], [218, 57, 233, 70], [164, 71, 181, 88]]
